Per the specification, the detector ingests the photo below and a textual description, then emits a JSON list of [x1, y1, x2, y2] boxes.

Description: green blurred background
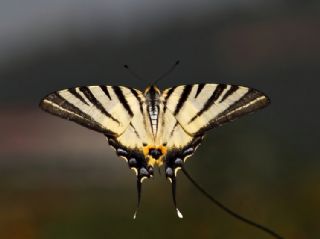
[[1, 1, 319, 238]]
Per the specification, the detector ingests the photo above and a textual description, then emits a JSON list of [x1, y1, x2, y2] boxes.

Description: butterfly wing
[[160, 83, 269, 178], [40, 85, 144, 136], [40, 85, 154, 179], [161, 83, 270, 219], [162, 83, 270, 136]]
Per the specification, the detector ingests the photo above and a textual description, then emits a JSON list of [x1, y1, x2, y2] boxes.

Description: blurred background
[[0, 0, 319, 238]]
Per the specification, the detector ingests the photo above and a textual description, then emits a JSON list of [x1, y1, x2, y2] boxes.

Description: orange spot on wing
[[143, 145, 167, 167]]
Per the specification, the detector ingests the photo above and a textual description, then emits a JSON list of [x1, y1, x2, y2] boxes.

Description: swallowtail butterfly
[[40, 64, 283, 238], [40, 83, 268, 211]]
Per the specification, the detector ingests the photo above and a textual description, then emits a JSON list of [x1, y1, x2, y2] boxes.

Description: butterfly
[[39, 81, 270, 218]]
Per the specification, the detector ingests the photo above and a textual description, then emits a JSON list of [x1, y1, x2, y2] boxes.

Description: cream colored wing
[[162, 84, 270, 136], [157, 102, 204, 168], [40, 85, 156, 180], [159, 108, 195, 148], [40, 85, 143, 137]]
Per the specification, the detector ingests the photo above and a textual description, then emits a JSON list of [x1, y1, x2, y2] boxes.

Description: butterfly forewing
[[162, 84, 270, 136], [40, 85, 144, 136]]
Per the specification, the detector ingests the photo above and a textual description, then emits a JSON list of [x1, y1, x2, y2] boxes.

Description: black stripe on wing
[[129, 122, 141, 139], [195, 83, 205, 98], [169, 122, 179, 138], [99, 85, 112, 100], [188, 84, 227, 123], [68, 88, 89, 105], [196, 88, 270, 135], [219, 85, 239, 103], [48, 92, 89, 119], [40, 92, 115, 136], [163, 86, 177, 113], [174, 85, 193, 115], [130, 88, 144, 114], [79, 86, 120, 124], [113, 86, 134, 117]]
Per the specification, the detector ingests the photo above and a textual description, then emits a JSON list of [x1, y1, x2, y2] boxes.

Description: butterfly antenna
[[171, 178, 184, 218], [152, 60, 180, 86], [133, 179, 142, 219], [181, 167, 284, 239], [123, 65, 144, 83]]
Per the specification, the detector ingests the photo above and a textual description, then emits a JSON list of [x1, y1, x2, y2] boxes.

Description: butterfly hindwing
[[40, 85, 144, 136], [162, 83, 270, 136]]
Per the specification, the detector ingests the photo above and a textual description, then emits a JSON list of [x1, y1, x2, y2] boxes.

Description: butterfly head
[[144, 85, 161, 97]]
